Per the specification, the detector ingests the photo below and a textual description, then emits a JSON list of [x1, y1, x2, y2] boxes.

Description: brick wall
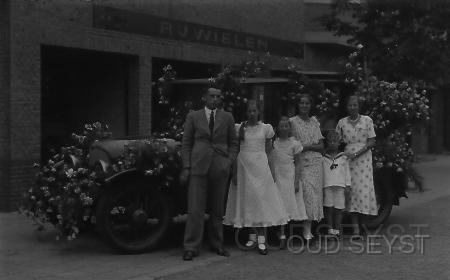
[[0, 0, 11, 211], [2, 0, 310, 210]]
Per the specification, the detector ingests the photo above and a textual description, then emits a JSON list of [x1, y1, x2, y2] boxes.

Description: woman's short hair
[[296, 93, 315, 115], [346, 95, 359, 105]]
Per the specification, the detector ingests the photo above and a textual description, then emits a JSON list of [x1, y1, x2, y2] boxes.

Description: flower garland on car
[[20, 122, 182, 240], [20, 122, 113, 240]]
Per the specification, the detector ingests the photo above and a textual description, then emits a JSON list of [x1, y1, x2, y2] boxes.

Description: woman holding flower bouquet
[[336, 95, 377, 237]]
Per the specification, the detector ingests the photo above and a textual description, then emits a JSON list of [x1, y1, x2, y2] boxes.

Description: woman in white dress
[[224, 100, 289, 255]]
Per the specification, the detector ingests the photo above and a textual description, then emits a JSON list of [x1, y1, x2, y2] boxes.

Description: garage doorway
[[41, 46, 137, 160]]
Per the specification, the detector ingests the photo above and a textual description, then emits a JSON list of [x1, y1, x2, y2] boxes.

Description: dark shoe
[[279, 238, 287, 250], [182, 250, 197, 261], [350, 228, 363, 240], [210, 247, 230, 257], [257, 243, 268, 255], [351, 233, 364, 240]]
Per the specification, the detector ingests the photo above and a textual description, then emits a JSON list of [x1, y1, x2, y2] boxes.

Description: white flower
[[65, 168, 74, 178], [82, 197, 93, 206]]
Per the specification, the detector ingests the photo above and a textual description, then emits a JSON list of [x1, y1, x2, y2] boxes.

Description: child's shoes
[[245, 233, 257, 249], [257, 235, 268, 255]]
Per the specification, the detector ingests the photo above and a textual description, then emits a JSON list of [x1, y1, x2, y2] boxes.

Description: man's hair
[[204, 87, 222, 96]]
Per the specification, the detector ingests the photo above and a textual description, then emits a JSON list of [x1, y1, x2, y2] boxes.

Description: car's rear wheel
[[96, 183, 174, 254]]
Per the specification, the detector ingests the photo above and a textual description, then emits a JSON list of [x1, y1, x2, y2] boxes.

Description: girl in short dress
[[224, 100, 289, 255], [270, 117, 308, 249]]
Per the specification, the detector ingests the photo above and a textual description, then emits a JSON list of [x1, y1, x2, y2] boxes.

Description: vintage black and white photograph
[[1, 0, 449, 279]]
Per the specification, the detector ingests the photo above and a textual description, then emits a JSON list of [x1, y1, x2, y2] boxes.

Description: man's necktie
[[209, 110, 215, 138]]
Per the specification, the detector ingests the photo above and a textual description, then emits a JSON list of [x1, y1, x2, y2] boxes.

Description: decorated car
[[88, 137, 405, 253]]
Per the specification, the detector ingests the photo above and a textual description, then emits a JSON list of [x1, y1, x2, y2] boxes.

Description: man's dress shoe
[[210, 247, 230, 257], [182, 251, 197, 261]]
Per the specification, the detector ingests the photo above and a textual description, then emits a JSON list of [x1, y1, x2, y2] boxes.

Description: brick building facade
[[0, 0, 445, 211]]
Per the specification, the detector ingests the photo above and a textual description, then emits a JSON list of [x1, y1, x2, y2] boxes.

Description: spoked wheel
[[96, 184, 173, 254], [362, 182, 394, 230]]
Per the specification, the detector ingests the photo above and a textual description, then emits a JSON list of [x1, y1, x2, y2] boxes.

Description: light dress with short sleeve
[[289, 116, 324, 221], [224, 122, 289, 228], [336, 115, 378, 215], [271, 137, 308, 221]]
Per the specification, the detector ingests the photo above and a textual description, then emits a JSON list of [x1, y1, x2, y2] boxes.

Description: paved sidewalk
[[1, 155, 450, 280], [392, 154, 450, 209]]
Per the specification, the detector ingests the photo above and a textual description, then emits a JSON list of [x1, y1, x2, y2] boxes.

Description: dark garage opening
[[41, 46, 137, 160]]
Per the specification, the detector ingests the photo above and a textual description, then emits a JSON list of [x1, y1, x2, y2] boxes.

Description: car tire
[[96, 183, 174, 254]]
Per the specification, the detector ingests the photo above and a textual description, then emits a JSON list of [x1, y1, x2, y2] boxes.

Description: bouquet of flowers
[[20, 122, 111, 240], [156, 64, 177, 105]]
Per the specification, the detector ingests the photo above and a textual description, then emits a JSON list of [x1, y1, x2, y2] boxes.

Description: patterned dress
[[271, 138, 308, 221], [289, 116, 324, 221], [223, 122, 289, 228], [336, 115, 378, 215]]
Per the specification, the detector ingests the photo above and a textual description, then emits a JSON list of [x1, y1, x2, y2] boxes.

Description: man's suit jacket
[[181, 109, 238, 176]]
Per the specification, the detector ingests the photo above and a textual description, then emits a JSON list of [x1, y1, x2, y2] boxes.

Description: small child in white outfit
[[322, 131, 351, 237]]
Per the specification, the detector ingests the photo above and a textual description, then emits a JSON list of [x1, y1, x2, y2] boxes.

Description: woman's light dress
[[224, 122, 289, 228], [289, 116, 324, 221], [336, 115, 378, 215]]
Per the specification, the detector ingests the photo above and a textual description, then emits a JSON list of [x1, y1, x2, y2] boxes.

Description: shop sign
[[93, 5, 304, 58]]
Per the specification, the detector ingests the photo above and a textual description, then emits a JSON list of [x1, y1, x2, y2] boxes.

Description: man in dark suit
[[180, 87, 238, 261]]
